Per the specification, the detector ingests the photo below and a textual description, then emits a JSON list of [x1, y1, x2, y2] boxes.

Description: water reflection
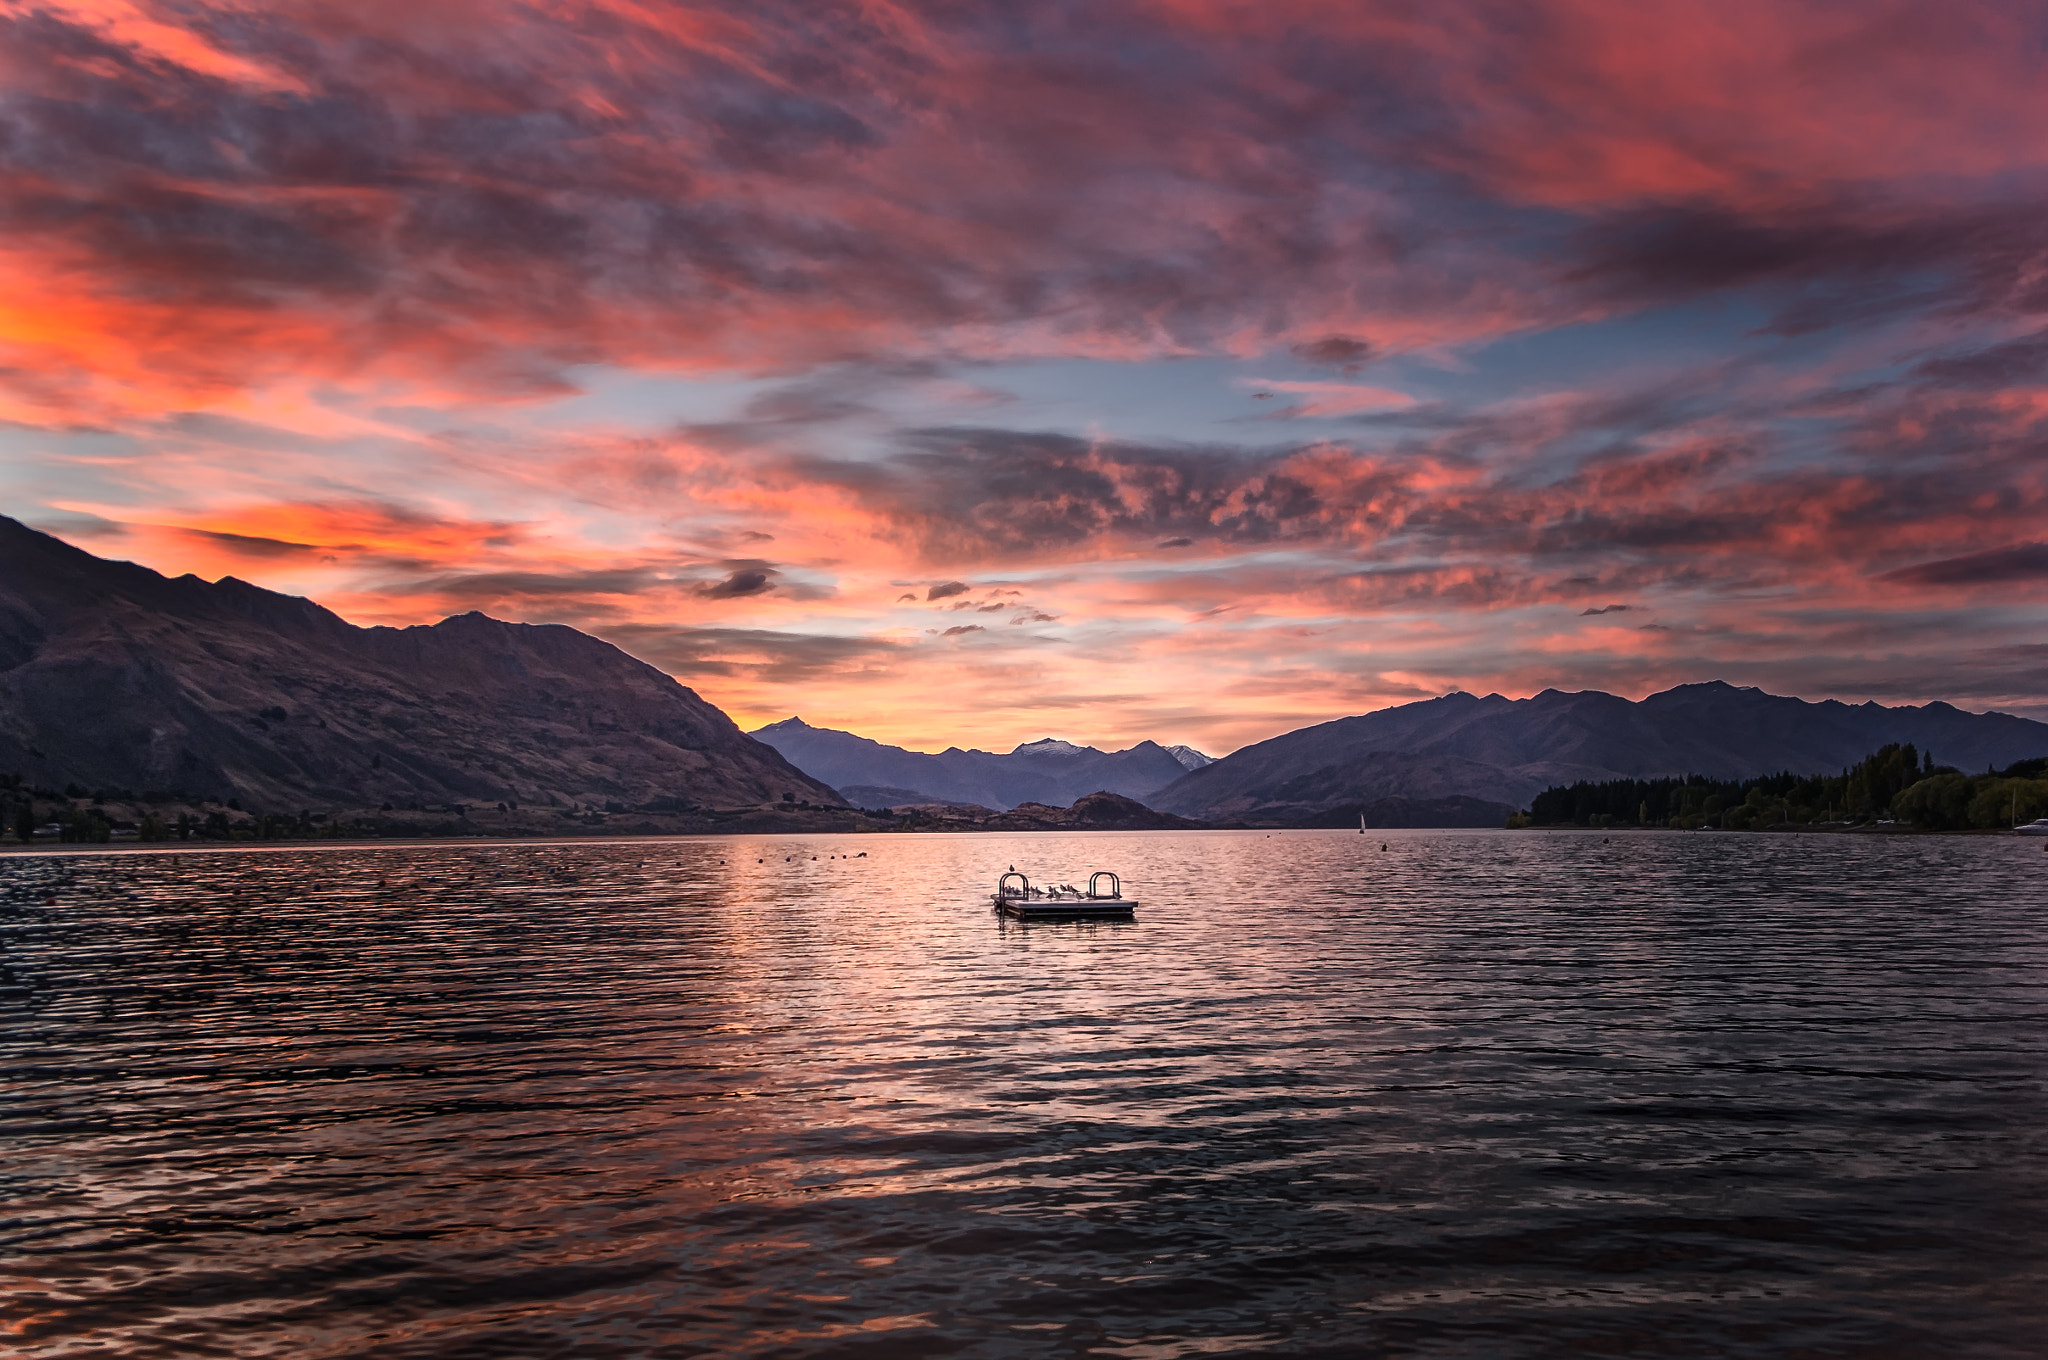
[[2, 830, 2045, 1357]]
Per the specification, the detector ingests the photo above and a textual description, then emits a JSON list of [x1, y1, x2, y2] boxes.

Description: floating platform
[[993, 870, 1136, 921], [996, 897, 1137, 920]]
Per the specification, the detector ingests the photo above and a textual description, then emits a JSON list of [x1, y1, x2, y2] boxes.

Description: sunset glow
[[5, 0, 2046, 751]]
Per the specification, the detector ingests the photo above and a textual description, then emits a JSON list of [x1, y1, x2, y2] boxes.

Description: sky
[[5, 0, 2048, 754]]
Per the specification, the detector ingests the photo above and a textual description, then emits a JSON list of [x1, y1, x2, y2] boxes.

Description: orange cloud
[[22, 0, 309, 92]]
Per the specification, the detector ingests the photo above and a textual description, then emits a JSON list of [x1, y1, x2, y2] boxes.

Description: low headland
[[0, 786, 1202, 849]]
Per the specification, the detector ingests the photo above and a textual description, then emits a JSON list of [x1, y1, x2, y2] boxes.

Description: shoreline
[[1516, 822, 2021, 836], [1, 821, 2037, 860]]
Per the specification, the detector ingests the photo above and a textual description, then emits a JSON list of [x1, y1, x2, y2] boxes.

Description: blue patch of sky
[[0, 424, 151, 509], [889, 357, 1273, 445], [1378, 295, 1830, 403], [513, 365, 766, 431], [913, 296, 1872, 451], [513, 285, 1915, 473]]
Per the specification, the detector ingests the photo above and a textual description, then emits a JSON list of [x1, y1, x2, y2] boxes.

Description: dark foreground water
[[3, 830, 2045, 1358]]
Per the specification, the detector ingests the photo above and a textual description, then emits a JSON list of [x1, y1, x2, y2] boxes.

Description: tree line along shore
[[0, 781, 1191, 846], [0, 779, 910, 846], [1516, 744, 2048, 831], [9, 743, 2047, 845]]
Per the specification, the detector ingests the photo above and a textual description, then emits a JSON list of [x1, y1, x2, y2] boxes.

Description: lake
[[3, 829, 2044, 1357]]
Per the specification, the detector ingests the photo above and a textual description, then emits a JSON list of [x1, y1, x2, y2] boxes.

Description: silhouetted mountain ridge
[[0, 516, 840, 813], [751, 717, 1206, 810], [1151, 683, 2048, 823]]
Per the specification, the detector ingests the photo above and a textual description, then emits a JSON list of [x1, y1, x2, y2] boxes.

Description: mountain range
[[11, 516, 2048, 832], [1148, 684, 2048, 825], [0, 516, 839, 814], [749, 717, 1210, 811]]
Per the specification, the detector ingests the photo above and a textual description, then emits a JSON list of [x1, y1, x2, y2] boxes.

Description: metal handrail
[[1087, 871, 1120, 899], [997, 871, 1030, 898]]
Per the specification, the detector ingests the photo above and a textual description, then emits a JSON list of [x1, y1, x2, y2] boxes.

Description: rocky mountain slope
[[750, 717, 1206, 809], [1151, 684, 2048, 824], [0, 517, 840, 813]]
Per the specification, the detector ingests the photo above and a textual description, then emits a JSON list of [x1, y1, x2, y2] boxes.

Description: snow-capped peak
[[1011, 737, 1090, 757]]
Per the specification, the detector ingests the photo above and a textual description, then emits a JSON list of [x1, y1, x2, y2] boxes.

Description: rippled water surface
[[4, 829, 2046, 1357]]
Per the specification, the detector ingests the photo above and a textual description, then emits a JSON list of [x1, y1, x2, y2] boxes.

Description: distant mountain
[[1013, 738, 1088, 757], [750, 717, 1200, 810], [1151, 683, 2048, 825], [1164, 744, 1215, 770], [891, 791, 1208, 832], [0, 517, 840, 813]]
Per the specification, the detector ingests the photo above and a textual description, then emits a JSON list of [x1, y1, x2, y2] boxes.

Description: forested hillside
[[1525, 744, 2048, 831]]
